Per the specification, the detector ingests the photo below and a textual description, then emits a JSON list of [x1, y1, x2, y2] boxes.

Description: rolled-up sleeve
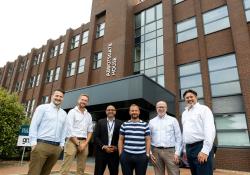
[[173, 119, 182, 156]]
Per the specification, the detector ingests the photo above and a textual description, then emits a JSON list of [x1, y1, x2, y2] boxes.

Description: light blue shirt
[[149, 114, 182, 156], [29, 102, 67, 147]]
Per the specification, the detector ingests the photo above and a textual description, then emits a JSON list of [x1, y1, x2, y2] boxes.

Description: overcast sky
[[0, 0, 92, 67]]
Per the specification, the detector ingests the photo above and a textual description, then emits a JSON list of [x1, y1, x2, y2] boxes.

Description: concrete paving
[[0, 159, 249, 175]]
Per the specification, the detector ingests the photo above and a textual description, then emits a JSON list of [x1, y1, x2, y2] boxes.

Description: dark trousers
[[120, 151, 148, 175], [186, 141, 213, 175], [94, 152, 119, 175]]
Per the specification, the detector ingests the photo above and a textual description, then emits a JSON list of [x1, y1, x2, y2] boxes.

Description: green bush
[[0, 88, 26, 159]]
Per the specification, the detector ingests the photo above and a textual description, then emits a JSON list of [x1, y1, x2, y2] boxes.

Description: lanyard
[[108, 120, 115, 132]]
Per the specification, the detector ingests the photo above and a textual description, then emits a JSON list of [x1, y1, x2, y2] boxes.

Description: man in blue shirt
[[28, 89, 67, 175], [118, 104, 151, 175]]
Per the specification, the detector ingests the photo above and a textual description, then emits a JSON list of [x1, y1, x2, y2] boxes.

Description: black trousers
[[94, 152, 119, 175], [120, 151, 148, 175], [186, 141, 214, 175]]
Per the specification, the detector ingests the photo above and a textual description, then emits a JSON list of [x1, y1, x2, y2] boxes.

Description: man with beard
[[60, 94, 93, 175], [118, 104, 151, 175], [28, 89, 67, 175], [94, 105, 122, 175], [182, 89, 215, 175], [149, 101, 182, 175]]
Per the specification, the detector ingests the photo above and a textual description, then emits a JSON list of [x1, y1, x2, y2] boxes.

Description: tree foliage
[[0, 88, 26, 159]]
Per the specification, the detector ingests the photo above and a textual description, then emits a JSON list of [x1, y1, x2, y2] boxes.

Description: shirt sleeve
[[29, 105, 44, 146], [145, 123, 150, 136], [119, 124, 125, 136], [66, 110, 74, 138], [201, 107, 216, 155], [60, 112, 67, 147], [87, 115, 93, 133], [173, 118, 182, 156]]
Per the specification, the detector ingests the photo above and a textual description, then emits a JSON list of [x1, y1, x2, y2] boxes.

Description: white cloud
[[0, 0, 92, 67]]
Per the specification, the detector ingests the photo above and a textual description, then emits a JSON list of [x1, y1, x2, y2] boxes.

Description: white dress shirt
[[149, 114, 182, 156], [29, 102, 67, 147], [66, 106, 93, 138], [107, 118, 115, 146], [182, 102, 216, 155]]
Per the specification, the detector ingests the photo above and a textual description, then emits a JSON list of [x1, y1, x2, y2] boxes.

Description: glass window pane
[[145, 31, 156, 41], [245, 10, 250, 22], [157, 75, 165, 87], [134, 45, 141, 62], [244, 0, 250, 9], [135, 13, 142, 28], [146, 7, 155, 24], [203, 6, 228, 24], [157, 36, 163, 55], [208, 54, 236, 71], [211, 81, 241, 96], [180, 74, 202, 88], [157, 19, 163, 29], [215, 114, 248, 130], [145, 39, 156, 58], [157, 66, 164, 74], [157, 29, 163, 37], [177, 17, 196, 32], [179, 62, 200, 76], [157, 55, 164, 66], [140, 60, 144, 70], [134, 62, 140, 72], [145, 22, 156, 33], [145, 57, 156, 69], [217, 131, 250, 146], [210, 68, 239, 84], [177, 28, 198, 43], [204, 17, 230, 35], [145, 68, 157, 77], [156, 3, 163, 20]]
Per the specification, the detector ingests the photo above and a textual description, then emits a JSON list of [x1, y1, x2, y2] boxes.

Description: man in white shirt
[[182, 89, 215, 175], [60, 94, 93, 175], [28, 89, 67, 175], [149, 101, 182, 175]]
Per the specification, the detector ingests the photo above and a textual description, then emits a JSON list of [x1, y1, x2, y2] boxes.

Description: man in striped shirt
[[118, 104, 151, 175]]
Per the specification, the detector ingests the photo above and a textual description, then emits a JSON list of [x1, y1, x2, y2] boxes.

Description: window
[[82, 30, 89, 44], [176, 17, 197, 43], [15, 82, 21, 92], [40, 52, 45, 63], [215, 113, 250, 146], [134, 3, 164, 87], [33, 55, 39, 65], [46, 69, 54, 83], [208, 54, 241, 97], [70, 34, 80, 49], [8, 66, 13, 77], [36, 74, 40, 86], [96, 22, 105, 38], [30, 99, 36, 117], [25, 100, 32, 116], [179, 62, 203, 99], [20, 81, 24, 91], [54, 67, 60, 81], [203, 6, 230, 35], [66, 61, 76, 77], [28, 76, 36, 88], [54, 45, 59, 57], [41, 96, 49, 104], [59, 42, 64, 55], [93, 52, 102, 69], [243, 0, 250, 22], [173, 0, 185, 4], [19, 61, 25, 72], [25, 59, 29, 70], [78, 58, 85, 73]]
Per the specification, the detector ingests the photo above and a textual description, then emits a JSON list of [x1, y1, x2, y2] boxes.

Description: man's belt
[[37, 139, 60, 146], [77, 137, 86, 140], [186, 140, 203, 147], [155, 146, 174, 149]]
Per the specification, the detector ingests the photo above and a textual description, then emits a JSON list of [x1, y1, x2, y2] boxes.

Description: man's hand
[[198, 152, 208, 164], [78, 141, 87, 152], [173, 154, 179, 164], [103, 145, 115, 153], [150, 154, 157, 165], [31, 145, 36, 151]]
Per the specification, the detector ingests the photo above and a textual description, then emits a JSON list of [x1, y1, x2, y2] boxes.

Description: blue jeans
[[120, 151, 148, 175], [186, 141, 213, 175]]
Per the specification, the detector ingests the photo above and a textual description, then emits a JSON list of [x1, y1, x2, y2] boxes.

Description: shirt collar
[[107, 117, 115, 122], [185, 102, 199, 110], [157, 114, 167, 119], [50, 102, 60, 109], [74, 106, 87, 114]]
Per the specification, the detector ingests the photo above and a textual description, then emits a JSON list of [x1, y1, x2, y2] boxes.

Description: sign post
[[17, 125, 30, 165]]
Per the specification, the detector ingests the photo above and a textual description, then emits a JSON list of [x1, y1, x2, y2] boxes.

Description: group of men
[[28, 88, 216, 175]]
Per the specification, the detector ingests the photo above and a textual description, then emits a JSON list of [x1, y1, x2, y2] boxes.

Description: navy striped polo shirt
[[120, 120, 150, 154]]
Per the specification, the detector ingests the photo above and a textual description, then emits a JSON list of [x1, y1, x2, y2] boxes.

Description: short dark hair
[[183, 89, 197, 98], [129, 104, 140, 110], [53, 88, 65, 95]]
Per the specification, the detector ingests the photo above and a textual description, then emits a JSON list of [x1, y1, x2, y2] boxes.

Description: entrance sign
[[17, 125, 30, 147]]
